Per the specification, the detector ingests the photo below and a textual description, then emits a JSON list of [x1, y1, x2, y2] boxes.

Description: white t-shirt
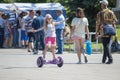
[[71, 17, 89, 38], [45, 23, 56, 37]]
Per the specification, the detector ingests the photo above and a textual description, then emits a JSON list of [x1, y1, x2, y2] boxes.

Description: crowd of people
[[0, 0, 118, 64], [0, 9, 67, 54]]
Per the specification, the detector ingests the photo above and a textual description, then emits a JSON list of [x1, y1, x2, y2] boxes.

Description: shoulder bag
[[103, 24, 116, 36]]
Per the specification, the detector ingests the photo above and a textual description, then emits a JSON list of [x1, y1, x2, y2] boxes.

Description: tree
[[0, 0, 116, 30], [81, 0, 116, 31]]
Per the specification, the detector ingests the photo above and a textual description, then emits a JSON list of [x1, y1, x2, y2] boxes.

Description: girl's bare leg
[[80, 38, 88, 63], [28, 42, 34, 52], [51, 46, 56, 59], [43, 46, 49, 59], [75, 39, 81, 63]]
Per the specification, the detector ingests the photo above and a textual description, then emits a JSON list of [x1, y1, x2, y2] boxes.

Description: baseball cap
[[45, 14, 52, 19], [100, 0, 108, 5]]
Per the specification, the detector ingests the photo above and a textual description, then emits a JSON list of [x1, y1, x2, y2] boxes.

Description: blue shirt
[[0, 18, 4, 28], [32, 15, 45, 34], [55, 14, 65, 29]]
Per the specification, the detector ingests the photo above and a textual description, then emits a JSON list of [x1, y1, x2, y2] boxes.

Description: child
[[70, 8, 90, 63], [34, 14, 66, 62]]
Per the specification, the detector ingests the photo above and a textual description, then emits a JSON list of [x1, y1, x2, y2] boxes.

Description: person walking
[[0, 12, 4, 48], [70, 7, 90, 64], [12, 11, 19, 48], [55, 10, 65, 54], [25, 10, 36, 52], [95, 0, 117, 64], [21, 11, 29, 48], [17, 12, 24, 48], [32, 10, 45, 54]]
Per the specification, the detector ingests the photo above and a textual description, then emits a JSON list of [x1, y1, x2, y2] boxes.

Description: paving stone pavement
[[0, 49, 120, 80]]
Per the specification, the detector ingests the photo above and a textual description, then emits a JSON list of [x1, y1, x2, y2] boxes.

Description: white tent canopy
[[0, 3, 66, 11], [0, 3, 11, 11], [34, 3, 65, 10], [0, 3, 66, 19], [11, 3, 66, 11]]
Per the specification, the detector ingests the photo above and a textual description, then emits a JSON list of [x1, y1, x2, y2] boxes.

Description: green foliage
[[0, 0, 12, 3], [116, 25, 120, 41], [0, 0, 49, 3], [13, 0, 48, 3]]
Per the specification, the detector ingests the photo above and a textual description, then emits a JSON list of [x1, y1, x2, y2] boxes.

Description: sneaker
[[33, 50, 38, 54], [77, 61, 82, 64]]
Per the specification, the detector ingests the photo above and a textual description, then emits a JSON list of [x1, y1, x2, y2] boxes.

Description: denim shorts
[[21, 30, 28, 41]]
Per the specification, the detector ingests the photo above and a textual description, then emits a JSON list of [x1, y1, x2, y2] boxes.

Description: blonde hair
[[44, 17, 53, 30]]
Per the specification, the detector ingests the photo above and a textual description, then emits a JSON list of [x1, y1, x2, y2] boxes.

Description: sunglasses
[[47, 18, 52, 20]]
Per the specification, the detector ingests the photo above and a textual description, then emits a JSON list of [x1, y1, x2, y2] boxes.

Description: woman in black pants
[[102, 37, 113, 64], [95, 0, 117, 64]]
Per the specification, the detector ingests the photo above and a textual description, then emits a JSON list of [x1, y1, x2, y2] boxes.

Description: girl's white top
[[71, 17, 89, 38], [45, 23, 56, 37]]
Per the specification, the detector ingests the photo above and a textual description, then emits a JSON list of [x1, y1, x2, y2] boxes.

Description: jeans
[[0, 28, 4, 48], [18, 29, 21, 47], [102, 37, 113, 62], [13, 28, 19, 47], [56, 29, 64, 54], [35, 32, 45, 51]]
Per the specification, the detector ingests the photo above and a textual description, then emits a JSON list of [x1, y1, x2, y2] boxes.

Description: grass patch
[[64, 42, 103, 51], [117, 25, 120, 41]]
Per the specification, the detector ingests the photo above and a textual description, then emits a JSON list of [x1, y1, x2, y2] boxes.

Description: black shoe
[[102, 62, 105, 64], [28, 49, 31, 52], [106, 61, 113, 64], [106, 59, 113, 64], [102, 58, 106, 64], [102, 60, 106, 64]]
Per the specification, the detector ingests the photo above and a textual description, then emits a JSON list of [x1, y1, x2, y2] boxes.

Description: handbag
[[111, 38, 120, 52], [103, 24, 116, 36]]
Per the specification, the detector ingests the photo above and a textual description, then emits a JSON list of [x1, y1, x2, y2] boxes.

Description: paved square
[[0, 49, 120, 80]]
